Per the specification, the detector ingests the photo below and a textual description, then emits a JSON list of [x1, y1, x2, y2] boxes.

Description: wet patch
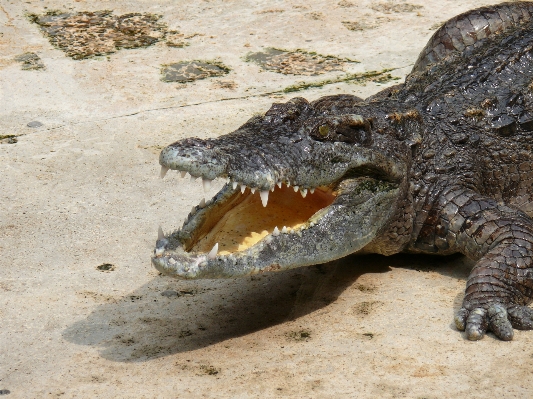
[[338, 0, 356, 7], [199, 365, 220, 375], [307, 12, 325, 20], [96, 263, 115, 272], [161, 61, 230, 83], [0, 135, 18, 144], [28, 10, 167, 59], [342, 21, 376, 31], [245, 48, 358, 76], [286, 329, 312, 341], [352, 300, 384, 316], [165, 31, 202, 48], [14, 52, 45, 70], [371, 1, 423, 13], [212, 79, 238, 90], [160, 289, 196, 297]]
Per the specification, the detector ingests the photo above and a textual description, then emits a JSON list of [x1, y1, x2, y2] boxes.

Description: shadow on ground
[[63, 253, 473, 362]]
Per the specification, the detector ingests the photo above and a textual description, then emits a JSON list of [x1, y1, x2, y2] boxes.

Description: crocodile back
[[413, 2, 533, 74]]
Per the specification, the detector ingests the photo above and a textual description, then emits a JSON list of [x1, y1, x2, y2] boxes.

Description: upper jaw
[[159, 138, 405, 195]]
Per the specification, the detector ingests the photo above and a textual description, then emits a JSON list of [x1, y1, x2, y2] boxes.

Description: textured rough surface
[[3, 0, 533, 398], [156, 2, 533, 342]]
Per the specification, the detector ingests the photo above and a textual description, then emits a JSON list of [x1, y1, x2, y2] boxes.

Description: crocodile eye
[[319, 125, 329, 137]]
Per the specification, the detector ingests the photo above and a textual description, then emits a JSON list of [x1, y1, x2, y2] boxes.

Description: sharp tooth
[[180, 171, 187, 178], [272, 226, 280, 236], [199, 198, 206, 208], [251, 187, 256, 194], [271, 186, 275, 192], [208, 243, 218, 260], [281, 226, 288, 233], [277, 182, 282, 189], [241, 185, 246, 194], [202, 178, 212, 192], [310, 188, 315, 194], [287, 181, 291, 187], [301, 188, 307, 198], [293, 186, 299, 192], [190, 206, 196, 216], [260, 190, 269, 207], [158, 226, 165, 240], [160, 166, 169, 179], [232, 181, 238, 190], [265, 235, 273, 244], [190, 175, 197, 182]]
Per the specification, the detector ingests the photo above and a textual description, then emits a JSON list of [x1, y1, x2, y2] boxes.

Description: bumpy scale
[[153, 2, 533, 341]]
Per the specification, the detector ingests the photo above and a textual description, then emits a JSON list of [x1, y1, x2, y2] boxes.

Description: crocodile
[[152, 2, 533, 341]]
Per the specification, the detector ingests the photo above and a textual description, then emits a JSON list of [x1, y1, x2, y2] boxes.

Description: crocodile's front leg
[[417, 186, 533, 341]]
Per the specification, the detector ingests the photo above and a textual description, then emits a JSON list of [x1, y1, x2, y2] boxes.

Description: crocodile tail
[[412, 2, 533, 73]]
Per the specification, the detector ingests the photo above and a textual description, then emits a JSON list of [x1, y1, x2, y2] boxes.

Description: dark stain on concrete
[[14, 52, 45, 70], [28, 10, 167, 59], [245, 48, 358, 76]]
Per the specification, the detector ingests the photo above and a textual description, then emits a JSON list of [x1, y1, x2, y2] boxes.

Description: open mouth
[[156, 166, 337, 260], [190, 183, 336, 256]]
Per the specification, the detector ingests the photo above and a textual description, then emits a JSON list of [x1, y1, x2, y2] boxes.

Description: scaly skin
[[153, 2, 533, 341]]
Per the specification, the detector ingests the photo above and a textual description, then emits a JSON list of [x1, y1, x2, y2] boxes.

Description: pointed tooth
[[202, 178, 212, 192], [271, 186, 275, 192], [281, 226, 288, 233], [260, 190, 269, 207], [310, 188, 315, 194], [232, 181, 238, 190], [190, 175, 197, 182], [293, 186, 299, 192], [190, 206, 196, 216], [272, 226, 280, 236], [180, 171, 187, 178], [277, 182, 282, 189], [265, 235, 273, 244], [251, 187, 256, 194], [158, 226, 165, 240], [199, 198, 206, 208], [301, 188, 307, 198], [160, 166, 169, 179], [208, 243, 218, 260], [241, 185, 246, 194], [287, 181, 291, 187]]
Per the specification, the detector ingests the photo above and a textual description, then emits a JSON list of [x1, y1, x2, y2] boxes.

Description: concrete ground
[[2, 0, 533, 397]]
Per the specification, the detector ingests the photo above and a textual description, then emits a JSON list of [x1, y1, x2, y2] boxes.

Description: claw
[[488, 304, 513, 341], [454, 308, 469, 331], [465, 308, 488, 341]]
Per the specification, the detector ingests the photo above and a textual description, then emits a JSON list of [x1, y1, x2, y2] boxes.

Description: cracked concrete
[[1, 0, 533, 398]]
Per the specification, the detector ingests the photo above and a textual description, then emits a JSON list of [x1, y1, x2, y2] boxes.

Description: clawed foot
[[455, 304, 533, 341]]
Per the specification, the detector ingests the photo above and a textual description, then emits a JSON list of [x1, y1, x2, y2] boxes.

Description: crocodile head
[[152, 95, 414, 279]]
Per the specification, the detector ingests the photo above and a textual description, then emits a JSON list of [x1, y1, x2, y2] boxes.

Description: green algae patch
[[28, 10, 167, 59], [161, 61, 230, 83], [283, 69, 399, 93], [245, 48, 359, 76], [14, 52, 45, 70]]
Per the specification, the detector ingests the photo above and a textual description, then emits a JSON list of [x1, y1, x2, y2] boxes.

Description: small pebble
[[161, 290, 179, 297], [27, 121, 43, 128]]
